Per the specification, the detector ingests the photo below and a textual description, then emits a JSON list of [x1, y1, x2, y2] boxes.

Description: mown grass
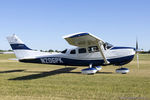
[[0, 54, 150, 100]]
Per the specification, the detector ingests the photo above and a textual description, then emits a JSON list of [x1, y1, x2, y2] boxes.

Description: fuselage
[[19, 46, 135, 66]]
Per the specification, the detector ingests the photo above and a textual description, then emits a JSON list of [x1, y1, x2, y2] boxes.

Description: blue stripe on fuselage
[[10, 44, 32, 50], [111, 47, 135, 50], [19, 55, 134, 66]]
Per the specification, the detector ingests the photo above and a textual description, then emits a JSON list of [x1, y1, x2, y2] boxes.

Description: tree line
[[0, 49, 61, 53], [1, 49, 150, 54]]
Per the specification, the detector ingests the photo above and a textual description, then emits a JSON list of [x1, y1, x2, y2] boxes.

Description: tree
[[8, 49, 12, 51], [48, 49, 54, 52], [55, 50, 59, 53]]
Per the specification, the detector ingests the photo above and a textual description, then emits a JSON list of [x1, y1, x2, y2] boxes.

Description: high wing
[[63, 32, 104, 47], [63, 32, 110, 64]]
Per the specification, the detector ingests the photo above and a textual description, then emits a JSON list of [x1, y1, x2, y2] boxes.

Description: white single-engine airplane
[[7, 32, 137, 74]]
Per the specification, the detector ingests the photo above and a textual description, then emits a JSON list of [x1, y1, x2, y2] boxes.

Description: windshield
[[104, 42, 113, 49]]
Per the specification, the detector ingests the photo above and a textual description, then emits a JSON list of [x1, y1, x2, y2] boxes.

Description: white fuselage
[[33, 47, 135, 61]]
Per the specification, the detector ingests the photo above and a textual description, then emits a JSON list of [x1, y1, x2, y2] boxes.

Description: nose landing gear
[[116, 66, 129, 74]]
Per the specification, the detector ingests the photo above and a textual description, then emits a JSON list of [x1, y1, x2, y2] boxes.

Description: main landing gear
[[81, 64, 129, 74], [116, 66, 129, 74], [81, 64, 102, 75]]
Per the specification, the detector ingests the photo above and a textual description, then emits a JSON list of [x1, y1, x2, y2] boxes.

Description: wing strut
[[97, 41, 110, 65]]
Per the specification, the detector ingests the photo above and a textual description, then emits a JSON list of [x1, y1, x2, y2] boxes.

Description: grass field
[[0, 54, 150, 100]]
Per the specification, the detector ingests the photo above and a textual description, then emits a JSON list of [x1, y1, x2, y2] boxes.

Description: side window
[[88, 46, 99, 53], [78, 48, 86, 53], [70, 49, 76, 54]]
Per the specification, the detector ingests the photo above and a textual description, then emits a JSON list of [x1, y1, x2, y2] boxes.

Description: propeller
[[136, 38, 139, 70]]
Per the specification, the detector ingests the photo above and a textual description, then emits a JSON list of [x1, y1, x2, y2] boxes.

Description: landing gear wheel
[[81, 67, 97, 75], [116, 67, 129, 74], [81, 64, 102, 75]]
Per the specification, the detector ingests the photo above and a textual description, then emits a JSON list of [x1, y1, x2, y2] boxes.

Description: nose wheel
[[116, 66, 129, 74]]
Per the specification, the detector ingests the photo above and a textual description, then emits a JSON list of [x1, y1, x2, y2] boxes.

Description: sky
[[0, 0, 150, 51]]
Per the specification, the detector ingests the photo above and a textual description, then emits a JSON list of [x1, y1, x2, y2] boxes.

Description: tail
[[7, 34, 49, 60]]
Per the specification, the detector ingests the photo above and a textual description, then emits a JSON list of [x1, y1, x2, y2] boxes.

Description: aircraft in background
[[7, 32, 137, 74]]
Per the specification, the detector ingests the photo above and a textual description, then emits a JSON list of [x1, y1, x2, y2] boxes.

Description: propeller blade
[[136, 38, 138, 52], [136, 53, 139, 70], [136, 38, 139, 70]]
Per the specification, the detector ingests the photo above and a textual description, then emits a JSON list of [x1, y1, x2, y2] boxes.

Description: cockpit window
[[61, 49, 67, 54], [88, 46, 99, 53], [78, 48, 86, 53], [70, 49, 76, 54], [104, 42, 113, 49]]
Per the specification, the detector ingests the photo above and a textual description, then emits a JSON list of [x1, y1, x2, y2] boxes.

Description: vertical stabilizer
[[7, 34, 31, 50], [7, 34, 49, 60]]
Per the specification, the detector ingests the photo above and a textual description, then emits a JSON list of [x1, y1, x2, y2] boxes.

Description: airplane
[[7, 32, 138, 74]]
